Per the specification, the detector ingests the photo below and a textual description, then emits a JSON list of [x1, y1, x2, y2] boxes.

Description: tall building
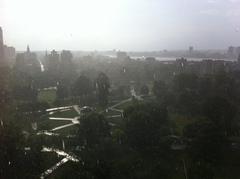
[[60, 50, 73, 71], [189, 46, 194, 54], [4, 45, 16, 66], [60, 50, 73, 64], [117, 51, 128, 60], [59, 50, 74, 82], [0, 27, 16, 67], [46, 50, 60, 72], [15, 45, 41, 75], [228, 46, 234, 55], [236, 47, 240, 57], [0, 27, 5, 66], [227, 46, 240, 58]]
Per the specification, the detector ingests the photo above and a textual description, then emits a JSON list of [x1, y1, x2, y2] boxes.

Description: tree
[[176, 90, 201, 116], [122, 102, 174, 178], [140, 85, 149, 95], [96, 72, 110, 107], [152, 80, 167, 101], [213, 72, 236, 101], [124, 102, 170, 152], [57, 80, 69, 100], [173, 73, 199, 92], [0, 123, 25, 178], [78, 112, 110, 148], [78, 113, 113, 178], [184, 119, 230, 178], [59, 50, 76, 86], [11, 71, 38, 102], [198, 75, 214, 99], [203, 97, 237, 136], [72, 75, 93, 105]]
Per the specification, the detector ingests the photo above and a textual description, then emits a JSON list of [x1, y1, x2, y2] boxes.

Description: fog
[[2, 1, 240, 178], [1, 0, 240, 51]]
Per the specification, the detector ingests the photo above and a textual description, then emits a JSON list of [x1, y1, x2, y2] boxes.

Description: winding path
[[39, 105, 81, 178]]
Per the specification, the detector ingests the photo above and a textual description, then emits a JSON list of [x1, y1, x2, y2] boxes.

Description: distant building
[[46, 50, 60, 73], [0, 27, 5, 66], [15, 45, 41, 75], [176, 57, 187, 72], [227, 46, 240, 58], [4, 45, 15, 59], [189, 46, 194, 54], [60, 50, 73, 64], [201, 59, 213, 74], [228, 46, 235, 56], [236, 47, 240, 57], [59, 50, 74, 77], [145, 57, 156, 62], [213, 60, 225, 73], [4, 45, 16, 66], [117, 51, 128, 60], [0, 27, 16, 67]]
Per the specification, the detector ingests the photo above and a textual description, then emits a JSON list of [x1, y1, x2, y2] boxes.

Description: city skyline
[[1, 0, 240, 51]]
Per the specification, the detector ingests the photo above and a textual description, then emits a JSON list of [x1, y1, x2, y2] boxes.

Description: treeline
[[1, 58, 240, 178], [52, 71, 240, 178]]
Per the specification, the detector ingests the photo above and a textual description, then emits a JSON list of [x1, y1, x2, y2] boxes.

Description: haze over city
[[1, 0, 240, 51], [2, 0, 240, 178]]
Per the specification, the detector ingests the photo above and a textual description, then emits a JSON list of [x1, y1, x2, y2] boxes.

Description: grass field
[[38, 120, 72, 131], [56, 125, 79, 135], [37, 106, 80, 135], [50, 109, 79, 118], [114, 100, 133, 110], [170, 114, 196, 135], [38, 89, 57, 104]]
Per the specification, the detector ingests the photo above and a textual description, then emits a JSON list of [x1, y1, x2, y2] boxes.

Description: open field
[[49, 109, 79, 118], [169, 114, 196, 135], [38, 120, 72, 131], [55, 125, 79, 135], [38, 89, 57, 104]]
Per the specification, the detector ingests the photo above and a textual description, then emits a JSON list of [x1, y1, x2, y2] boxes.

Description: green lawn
[[114, 100, 133, 110], [103, 109, 121, 116], [38, 89, 57, 104], [40, 152, 63, 173], [170, 114, 196, 135], [107, 117, 123, 127], [50, 109, 79, 118], [37, 107, 80, 135], [47, 161, 80, 179], [38, 120, 72, 131], [56, 125, 79, 135]]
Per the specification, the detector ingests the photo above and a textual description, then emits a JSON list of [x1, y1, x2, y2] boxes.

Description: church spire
[[27, 45, 30, 53]]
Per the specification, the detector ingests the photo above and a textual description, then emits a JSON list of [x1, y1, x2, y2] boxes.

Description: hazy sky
[[1, 0, 240, 51]]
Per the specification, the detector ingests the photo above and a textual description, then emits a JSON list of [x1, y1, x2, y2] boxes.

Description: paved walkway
[[51, 123, 76, 132], [45, 106, 81, 133], [46, 106, 73, 112], [73, 105, 81, 115], [39, 87, 142, 178], [39, 106, 81, 178], [40, 147, 79, 179]]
